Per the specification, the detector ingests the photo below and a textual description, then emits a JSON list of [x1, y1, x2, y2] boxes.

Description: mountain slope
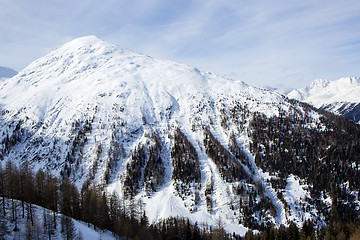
[[0, 36, 359, 235], [0, 199, 117, 240], [287, 77, 360, 123]]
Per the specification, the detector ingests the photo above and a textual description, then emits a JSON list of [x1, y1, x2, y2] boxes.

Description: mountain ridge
[[1, 36, 359, 236], [287, 77, 360, 123]]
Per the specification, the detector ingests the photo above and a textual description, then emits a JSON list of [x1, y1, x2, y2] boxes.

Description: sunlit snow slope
[[0, 36, 332, 235]]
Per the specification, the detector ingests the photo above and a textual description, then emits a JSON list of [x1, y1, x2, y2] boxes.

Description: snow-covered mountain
[[287, 77, 360, 123], [0, 66, 17, 79], [1, 36, 359, 236]]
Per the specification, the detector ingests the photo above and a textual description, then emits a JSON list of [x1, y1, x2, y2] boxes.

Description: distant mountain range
[[0, 66, 17, 78], [287, 77, 360, 123]]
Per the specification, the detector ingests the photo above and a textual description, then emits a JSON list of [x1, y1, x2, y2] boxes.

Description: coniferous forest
[[1, 161, 360, 239], [0, 161, 238, 239], [2, 108, 360, 240], [246, 103, 360, 240]]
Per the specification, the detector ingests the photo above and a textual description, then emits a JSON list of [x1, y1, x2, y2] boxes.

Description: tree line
[[0, 160, 238, 239], [243, 219, 360, 240]]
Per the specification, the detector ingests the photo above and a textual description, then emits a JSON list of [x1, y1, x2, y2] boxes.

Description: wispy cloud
[[1, 0, 360, 88]]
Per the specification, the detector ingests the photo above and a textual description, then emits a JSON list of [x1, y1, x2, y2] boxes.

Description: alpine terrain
[[288, 77, 360, 124], [1, 36, 360, 238]]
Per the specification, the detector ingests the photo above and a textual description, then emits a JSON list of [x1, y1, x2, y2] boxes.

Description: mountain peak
[[309, 78, 330, 89], [70, 35, 102, 43], [288, 77, 360, 106], [287, 76, 360, 123], [337, 76, 360, 85], [0, 66, 17, 78], [60, 35, 110, 50], [8, 36, 253, 107]]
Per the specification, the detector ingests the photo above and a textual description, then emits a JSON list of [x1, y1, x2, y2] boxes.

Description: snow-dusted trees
[[171, 128, 201, 184], [123, 145, 147, 197], [123, 132, 165, 197], [228, 132, 249, 168], [203, 127, 248, 182], [0, 210, 8, 237], [143, 136, 165, 193], [203, 127, 277, 228], [0, 121, 25, 157], [62, 118, 93, 178], [171, 127, 201, 206], [104, 126, 125, 184], [249, 107, 360, 225], [205, 177, 214, 213]]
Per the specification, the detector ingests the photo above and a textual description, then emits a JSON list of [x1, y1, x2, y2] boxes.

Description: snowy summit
[[287, 77, 360, 123]]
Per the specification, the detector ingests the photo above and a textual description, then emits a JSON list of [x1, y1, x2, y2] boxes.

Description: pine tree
[[43, 208, 55, 240], [97, 192, 110, 230], [5, 161, 19, 223], [61, 215, 77, 240], [25, 214, 41, 240], [34, 168, 46, 206], [108, 191, 119, 229], [0, 164, 5, 216], [0, 211, 8, 238]]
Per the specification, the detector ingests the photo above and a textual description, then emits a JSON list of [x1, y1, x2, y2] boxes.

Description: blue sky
[[1, 0, 360, 89]]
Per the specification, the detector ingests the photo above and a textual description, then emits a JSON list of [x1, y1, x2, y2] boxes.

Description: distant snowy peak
[[309, 78, 330, 89], [0, 66, 17, 78], [287, 77, 360, 123], [286, 79, 330, 102], [288, 77, 360, 107]]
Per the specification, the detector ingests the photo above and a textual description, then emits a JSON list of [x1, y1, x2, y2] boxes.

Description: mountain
[[287, 77, 360, 123], [0, 66, 17, 79], [0, 36, 359, 237]]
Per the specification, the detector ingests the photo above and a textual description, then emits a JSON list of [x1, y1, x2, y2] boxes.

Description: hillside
[[0, 36, 359, 237], [0, 199, 117, 240], [287, 77, 360, 123]]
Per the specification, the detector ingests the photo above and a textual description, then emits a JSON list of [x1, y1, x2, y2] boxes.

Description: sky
[[1, 0, 360, 89]]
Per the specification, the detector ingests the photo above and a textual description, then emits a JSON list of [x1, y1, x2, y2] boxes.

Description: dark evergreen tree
[[61, 215, 77, 240]]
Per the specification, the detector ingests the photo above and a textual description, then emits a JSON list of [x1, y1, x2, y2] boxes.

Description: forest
[[1, 141, 360, 239], [0, 161, 237, 239]]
